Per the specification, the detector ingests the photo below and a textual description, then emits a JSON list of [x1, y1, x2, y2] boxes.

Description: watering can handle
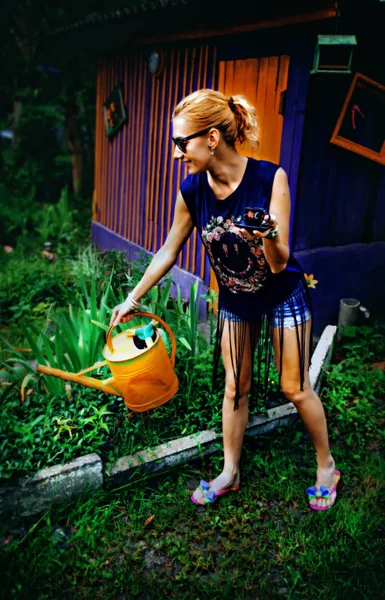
[[106, 312, 177, 368]]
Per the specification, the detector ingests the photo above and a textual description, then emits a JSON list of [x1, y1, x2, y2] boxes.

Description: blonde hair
[[172, 89, 258, 147]]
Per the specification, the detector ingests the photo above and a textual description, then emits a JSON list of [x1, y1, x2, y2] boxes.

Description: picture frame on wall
[[103, 85, 127, 140], [330, 72, 385, 165]]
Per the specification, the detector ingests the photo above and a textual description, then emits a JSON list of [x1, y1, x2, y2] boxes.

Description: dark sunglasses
[[172, 126, 217, 154]]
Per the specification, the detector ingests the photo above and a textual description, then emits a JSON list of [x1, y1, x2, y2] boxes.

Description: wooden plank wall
[[278, 45, 313, 246], [292, 74, 385, 252], [94, 45, 217, 284], [217, 56, 289, 163]]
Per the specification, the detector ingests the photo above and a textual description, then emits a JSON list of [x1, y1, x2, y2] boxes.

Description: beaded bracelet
[[125, 292, 141, 311], [265, 226, 279, 240]]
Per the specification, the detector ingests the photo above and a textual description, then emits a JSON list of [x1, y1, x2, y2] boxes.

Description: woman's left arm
[[262, 167, 291, 274]]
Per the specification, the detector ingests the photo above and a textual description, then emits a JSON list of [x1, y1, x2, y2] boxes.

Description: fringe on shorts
[[212, 278, 313, 410]]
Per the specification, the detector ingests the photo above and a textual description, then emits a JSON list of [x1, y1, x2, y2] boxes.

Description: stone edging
[[0, 325, 337, 524]]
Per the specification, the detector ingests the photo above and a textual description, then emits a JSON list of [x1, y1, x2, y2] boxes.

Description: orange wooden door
[[209, 55, 290, 300]]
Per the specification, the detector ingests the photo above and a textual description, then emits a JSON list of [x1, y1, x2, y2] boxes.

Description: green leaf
[[179, 338, 192, 351], [91, 320, 110, 332]]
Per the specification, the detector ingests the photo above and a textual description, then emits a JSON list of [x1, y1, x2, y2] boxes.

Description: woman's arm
[[262, 167, 291, 274], [110, 191, 194, 325]]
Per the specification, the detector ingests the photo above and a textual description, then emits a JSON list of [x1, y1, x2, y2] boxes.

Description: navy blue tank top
[[180, 158, 304, 320]]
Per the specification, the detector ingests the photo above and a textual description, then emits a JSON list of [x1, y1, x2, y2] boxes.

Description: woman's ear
[[208, 127, 220, 149]]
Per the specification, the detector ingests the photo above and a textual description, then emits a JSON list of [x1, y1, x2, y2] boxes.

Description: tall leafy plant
[[175, 281, 207, 361], [32, 186, 77, 247], [2, 272, 114, 396]]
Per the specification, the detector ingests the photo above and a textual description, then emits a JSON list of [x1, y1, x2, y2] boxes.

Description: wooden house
[[51, 0, 385, 334]]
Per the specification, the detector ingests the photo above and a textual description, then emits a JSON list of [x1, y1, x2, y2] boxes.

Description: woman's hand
[[233, 168, 291, 273], [109, 298, 136, 327], [235, 212, 278, 240]]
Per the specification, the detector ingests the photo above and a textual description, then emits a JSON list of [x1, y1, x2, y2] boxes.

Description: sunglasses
[[172, 126, 218, 154]]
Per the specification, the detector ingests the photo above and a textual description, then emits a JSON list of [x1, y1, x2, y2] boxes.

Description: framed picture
[[103, 85, 127, 140], [330, 72, 385, 165]]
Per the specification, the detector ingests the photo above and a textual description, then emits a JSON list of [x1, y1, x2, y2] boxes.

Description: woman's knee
[[281, 379, 312, 406], [224, 378, 250, 406]]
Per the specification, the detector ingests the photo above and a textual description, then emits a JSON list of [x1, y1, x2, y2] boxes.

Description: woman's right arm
[[110, 191, 194, 326]]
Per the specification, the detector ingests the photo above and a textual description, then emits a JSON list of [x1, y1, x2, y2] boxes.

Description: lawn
[[1, 215, 384, 599], [1, 322, 385, 600]]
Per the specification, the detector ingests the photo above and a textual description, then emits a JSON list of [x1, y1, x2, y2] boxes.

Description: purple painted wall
[[92, 222, 208, 319], [294, 244, 385, 334], [291, 65, 385, 333]]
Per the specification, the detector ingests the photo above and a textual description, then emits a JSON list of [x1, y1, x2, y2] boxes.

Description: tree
[[0, 1, 97, 202]]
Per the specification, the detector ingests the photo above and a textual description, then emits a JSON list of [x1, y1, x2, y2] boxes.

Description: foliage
[[1, 249, 385, 600], [0, 244, 131, 332], [31, 186, 81, 249], [0, 1, 97, 249], [0, 386, 118, 479], [0, 251, 75, 326], [0, 182, 90, 255], [322, 323, 385, 450], [0, 184, 37, 248], [73, 246, 135, 297], [0, 267, 222, 477], [1, 271, 114, 397], [174, 281, 206, 362], [0, 245, 224, 477], [0, 104, 70, 206], [1, 244, 384, 487]]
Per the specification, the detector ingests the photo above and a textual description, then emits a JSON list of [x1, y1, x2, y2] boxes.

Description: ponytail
[[173, 89, 259, 147]]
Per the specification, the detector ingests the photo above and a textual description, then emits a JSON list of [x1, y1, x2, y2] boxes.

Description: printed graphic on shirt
[[202, 215, 269, 293]]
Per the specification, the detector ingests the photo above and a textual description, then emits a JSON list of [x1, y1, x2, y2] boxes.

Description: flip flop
[[306, 469, 341, 511], [190, 479, 240, 506]]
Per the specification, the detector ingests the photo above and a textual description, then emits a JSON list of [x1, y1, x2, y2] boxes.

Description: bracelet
[[265, 226, 279, 240], [125, 292, 141, 311]]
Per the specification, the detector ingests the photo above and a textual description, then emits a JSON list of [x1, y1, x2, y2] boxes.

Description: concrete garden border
[[0, 325, 337, 525]]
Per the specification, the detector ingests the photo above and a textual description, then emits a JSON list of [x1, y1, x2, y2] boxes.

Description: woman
[[110, 89, 340, 510]]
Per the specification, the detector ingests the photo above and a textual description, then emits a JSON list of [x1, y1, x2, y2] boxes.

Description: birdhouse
[[311, 35, 357, 74]]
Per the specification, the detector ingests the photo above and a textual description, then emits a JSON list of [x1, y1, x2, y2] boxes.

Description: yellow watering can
[[36, 312, 179, 412]]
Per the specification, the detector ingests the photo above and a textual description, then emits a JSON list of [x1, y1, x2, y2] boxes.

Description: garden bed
[[1, 245, 283, 481], [0, 325, 336, 524]]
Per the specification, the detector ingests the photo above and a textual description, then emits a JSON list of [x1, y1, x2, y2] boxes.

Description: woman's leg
[[273, 321, 336, 509], [191, 319, 257, 501]]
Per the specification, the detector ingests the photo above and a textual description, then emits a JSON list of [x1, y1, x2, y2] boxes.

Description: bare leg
[[191, 320, 256, 502], [273, 320, 336, 509]]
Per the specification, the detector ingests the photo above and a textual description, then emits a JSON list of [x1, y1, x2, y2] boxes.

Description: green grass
[[1, 244, 385, 600], [1, 424, 384, 600], [2, 322, 385, 599]]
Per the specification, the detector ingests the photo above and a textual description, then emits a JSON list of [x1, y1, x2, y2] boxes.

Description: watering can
[[36, 312, 179, 412]]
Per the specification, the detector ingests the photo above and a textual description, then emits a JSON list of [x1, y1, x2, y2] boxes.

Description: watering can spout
[[36, 364, 122, 396], [36, 312, 179, 413]]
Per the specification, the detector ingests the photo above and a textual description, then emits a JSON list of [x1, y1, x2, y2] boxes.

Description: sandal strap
[[306, 485, 330, 499]]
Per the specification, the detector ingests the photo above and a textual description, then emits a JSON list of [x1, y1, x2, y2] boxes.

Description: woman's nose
[[173, 146, 184, 159]]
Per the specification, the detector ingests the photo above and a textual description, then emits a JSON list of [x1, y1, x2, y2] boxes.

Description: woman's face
[[172, 116, 213, 174]]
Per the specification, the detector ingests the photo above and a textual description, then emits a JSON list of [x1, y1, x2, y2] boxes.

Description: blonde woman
[[111, 89, 340, 510]]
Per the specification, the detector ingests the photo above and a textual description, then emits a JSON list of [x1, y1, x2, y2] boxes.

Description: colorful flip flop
[[306, 469, 341, 511], [190, 479, 240, 506]]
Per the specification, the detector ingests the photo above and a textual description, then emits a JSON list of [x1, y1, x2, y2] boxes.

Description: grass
[[1, 321, 385, 599], [1, 423, 384, 600], [1, 238, 384, 599]]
